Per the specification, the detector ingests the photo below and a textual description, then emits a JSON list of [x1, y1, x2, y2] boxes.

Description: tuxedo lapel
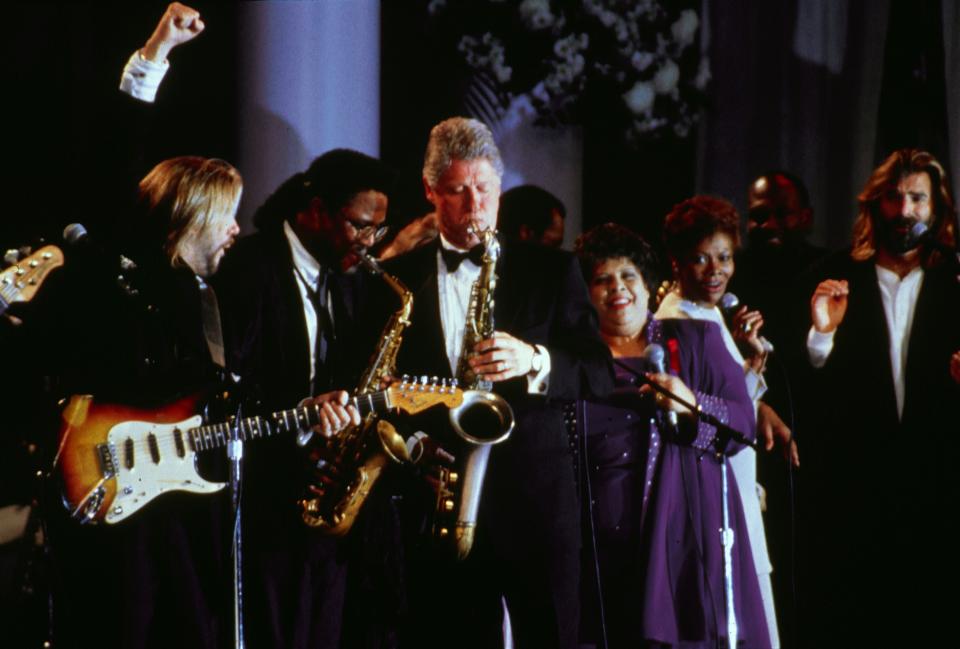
[[394, 241, 453, 378], [266, 232, 313, 396], [848, 260, 898, 420]]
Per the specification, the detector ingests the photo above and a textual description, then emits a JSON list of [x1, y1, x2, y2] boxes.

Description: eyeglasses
[[344, 217, 389, 243]]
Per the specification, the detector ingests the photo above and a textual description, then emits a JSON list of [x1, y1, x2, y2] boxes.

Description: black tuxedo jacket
[[214, 224, 371, 521], [806, 253, 960, 494], [214, 223, 375, 649], [376, 239, 613, 546], [800, 252, 960, 640]]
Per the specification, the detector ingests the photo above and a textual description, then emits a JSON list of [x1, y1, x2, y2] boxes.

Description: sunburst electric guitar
[[55, 379, 463, 524], [1, 245, 64, 316]]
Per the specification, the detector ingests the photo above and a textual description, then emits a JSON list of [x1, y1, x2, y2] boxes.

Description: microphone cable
[[576, 400, 609, 649], [764, 349, 800, 649]]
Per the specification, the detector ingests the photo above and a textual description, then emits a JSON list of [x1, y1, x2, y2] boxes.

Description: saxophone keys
[[438, 527, 450, 538], [442, 498, 455, 513], [448, 471, 459, 484]]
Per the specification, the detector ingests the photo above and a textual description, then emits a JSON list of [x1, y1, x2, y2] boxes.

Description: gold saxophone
[[434, 228, 515, 559], [299, 251, 415, 533]]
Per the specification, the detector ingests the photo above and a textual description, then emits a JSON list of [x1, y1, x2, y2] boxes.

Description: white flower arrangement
[[429, 0, 709, 143]]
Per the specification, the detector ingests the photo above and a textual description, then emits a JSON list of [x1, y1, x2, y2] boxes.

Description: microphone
[[719, 292, 774, 354], [642, 343, 679, 433], [907, 220, 929, 249], [908, 221, 960, 265], [62, 222, 91, 247], [63, 223, 137, 271], [614, 355, 759, 451], [63, 223, 140, 296]]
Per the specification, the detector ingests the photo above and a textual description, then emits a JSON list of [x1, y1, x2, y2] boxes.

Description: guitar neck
[[188, 390, 393, 451], [348, 391, 392, 419]]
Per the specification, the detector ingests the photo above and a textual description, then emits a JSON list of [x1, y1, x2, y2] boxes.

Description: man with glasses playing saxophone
[[371, 117, 612, 649], [214, 148, 396, 649]]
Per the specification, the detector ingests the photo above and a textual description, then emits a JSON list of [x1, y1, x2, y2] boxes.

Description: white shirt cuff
[[744, 367, 767, 404], [118, 50, 170, 103], [526, 344, 551, 395], [807, 326, 835, 368]]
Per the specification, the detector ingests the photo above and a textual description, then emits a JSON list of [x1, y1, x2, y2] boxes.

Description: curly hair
[[253, 148, 395, 229], [851, 148, 957, 266], [574, 222, 661, 294], [662, 195, 741, 264]]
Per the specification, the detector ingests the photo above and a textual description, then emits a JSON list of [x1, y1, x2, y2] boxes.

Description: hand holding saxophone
[[469, 332, 537, 382]]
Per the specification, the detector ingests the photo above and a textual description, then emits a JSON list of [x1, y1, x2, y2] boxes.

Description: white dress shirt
[[807, 264, 923, 420], [119, 50, 169, 103], [436, 235, 550, 392], [284, 221, 334, 390]]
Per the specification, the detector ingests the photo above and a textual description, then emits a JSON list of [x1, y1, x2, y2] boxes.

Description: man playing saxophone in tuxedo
[[373, 117, 612, 649]]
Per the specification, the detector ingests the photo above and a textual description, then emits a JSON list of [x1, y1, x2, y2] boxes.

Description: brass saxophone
[[299, 250, 414, 533], [434, 228, 515, 559]]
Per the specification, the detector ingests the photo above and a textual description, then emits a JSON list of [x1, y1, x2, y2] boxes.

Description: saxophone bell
[[448, 390, 514, 445], [445, 389, 514, 560]]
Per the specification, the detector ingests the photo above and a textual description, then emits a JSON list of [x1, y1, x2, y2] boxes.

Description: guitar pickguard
[[103, 416, 225, 524]]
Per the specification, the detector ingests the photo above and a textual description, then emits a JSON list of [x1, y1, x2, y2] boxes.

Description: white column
[[237, 1, 380, 231], [496, 99, 583, 249]]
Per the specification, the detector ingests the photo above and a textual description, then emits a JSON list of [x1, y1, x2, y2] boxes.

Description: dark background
[[0, 4, 955, 648], [2, 2, 952, 252]]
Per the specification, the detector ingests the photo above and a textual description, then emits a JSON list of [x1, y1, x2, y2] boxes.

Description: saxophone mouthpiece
[[354, 248, 384, 276]]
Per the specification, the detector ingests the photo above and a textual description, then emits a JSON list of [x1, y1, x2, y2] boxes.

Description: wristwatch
[[530, 345, 545, 374]]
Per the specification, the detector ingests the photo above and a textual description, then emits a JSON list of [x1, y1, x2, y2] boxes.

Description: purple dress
[[580, 318, 769, 648]]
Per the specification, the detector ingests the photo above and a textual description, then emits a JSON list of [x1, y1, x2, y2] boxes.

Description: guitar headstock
[[387, 378, 464, 414], [1, 245, 64, 305]]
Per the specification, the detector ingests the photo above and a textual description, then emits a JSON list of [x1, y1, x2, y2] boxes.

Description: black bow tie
[[441, 244, 485, 271]]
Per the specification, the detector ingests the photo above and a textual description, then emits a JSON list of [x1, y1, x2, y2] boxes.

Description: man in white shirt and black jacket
[[799, 148, 960, 646], [364, 117, 613, 649]]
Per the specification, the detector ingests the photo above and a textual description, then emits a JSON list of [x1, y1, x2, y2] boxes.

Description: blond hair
[[137, 156, 242, 268]]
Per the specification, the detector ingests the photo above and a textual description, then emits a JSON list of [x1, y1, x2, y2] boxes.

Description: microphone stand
[[227, 400, 245, 649], [614, 359, 749, 648], [719, 451, 738, 649]]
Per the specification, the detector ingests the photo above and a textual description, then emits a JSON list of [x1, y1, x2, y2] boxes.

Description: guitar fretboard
[[188, 392, 391, 452]]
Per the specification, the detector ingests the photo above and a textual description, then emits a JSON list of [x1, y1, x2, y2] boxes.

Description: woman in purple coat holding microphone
[[574, 223, 768, 648]]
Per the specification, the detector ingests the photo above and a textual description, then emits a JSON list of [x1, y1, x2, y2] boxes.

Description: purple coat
[[580, 317, 769, 648]]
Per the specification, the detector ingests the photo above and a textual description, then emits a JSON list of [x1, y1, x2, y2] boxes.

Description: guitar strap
[[195, 276, 226, 369]]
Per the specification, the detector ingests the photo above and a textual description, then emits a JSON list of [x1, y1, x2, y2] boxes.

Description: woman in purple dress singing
[[573, 223, 768, 648]]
